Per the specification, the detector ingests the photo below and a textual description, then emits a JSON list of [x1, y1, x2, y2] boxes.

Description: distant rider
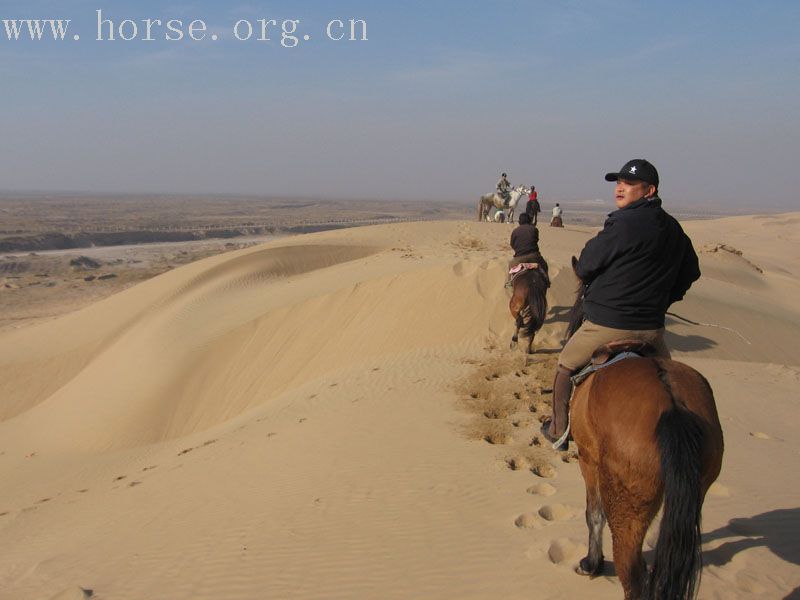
[[497, 173, 512, 206], [550, 203, 563, 227], [525, 186, 540, 225]]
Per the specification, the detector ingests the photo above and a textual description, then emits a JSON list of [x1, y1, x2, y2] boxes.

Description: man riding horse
[[496, 172, 512, 207], [541, 159, 701, 447]]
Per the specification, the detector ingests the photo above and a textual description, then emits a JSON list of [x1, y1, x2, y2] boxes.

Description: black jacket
[[510, 224, 540, 257], [575, 196, 700, 330]]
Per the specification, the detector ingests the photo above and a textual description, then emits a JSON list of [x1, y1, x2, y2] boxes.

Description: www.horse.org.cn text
[[2, 11, 368, 47]]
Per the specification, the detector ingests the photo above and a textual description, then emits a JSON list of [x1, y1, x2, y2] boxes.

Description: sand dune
[[1, 215, 798, 599]]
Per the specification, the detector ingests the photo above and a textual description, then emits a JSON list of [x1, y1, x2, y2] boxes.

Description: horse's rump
[[509, 264, 550, 353], [572, 358, 722, 459], [570, 357, 723, 598]]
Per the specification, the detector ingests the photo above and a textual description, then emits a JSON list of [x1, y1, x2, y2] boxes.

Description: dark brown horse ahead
[[566, 260, 724, 600], [508, 261, 549, 354]]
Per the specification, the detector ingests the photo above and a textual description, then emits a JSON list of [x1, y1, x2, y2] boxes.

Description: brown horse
[[508, 261, 549, 354], [566, 261, 724, 599]]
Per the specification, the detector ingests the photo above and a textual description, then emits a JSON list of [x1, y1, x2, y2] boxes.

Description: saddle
[[508, 262, 550, 287], [571, 340, 658, 387], [590, 339, 657, 365]]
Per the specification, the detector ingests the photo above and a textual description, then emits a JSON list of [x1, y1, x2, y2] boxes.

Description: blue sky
[[1, 1, 799, 208]]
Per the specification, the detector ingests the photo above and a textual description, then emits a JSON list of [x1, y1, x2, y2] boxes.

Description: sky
[[1, 0, 799, 208]]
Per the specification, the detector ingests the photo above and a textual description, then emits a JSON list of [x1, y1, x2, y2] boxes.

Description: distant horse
[[478, 186, 528, 222], [565, 257, 724, 600], [508, 261, 549, 354]]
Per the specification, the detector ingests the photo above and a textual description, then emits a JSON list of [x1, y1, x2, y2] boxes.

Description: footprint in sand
[[749, 431, 771, 440], [533, 463, 557, 479], [561, 451, 579, 464], [548, 538, 587, 565], [527, 482, 557, 497], [506, 456, 532, 472], [515, 513, 547, 529], [484, 432, 513, 445], [142, 465, 157, 472], [538, 504, 575, 522]]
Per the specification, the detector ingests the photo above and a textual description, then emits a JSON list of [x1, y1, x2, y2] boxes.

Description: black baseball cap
[[605, 159, 659, 187]]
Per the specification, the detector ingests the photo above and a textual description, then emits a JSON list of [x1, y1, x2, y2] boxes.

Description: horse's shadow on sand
[[702, 508, 800, 599], [702, 508, 800, 567], [664, 315, 719, 352], [664, 330, 717, 352]]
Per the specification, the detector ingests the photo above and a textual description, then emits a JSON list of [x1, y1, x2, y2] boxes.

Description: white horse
[[478, 186, 529, 223]]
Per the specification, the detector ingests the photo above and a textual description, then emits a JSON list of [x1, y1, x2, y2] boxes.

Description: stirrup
[[540, 419, 569, 451]]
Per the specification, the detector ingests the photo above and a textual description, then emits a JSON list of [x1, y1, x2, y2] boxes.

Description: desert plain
[[0, 203, 798, 599]]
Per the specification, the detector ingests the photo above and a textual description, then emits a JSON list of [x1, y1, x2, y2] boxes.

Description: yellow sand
[[1, 215, 798, 599]]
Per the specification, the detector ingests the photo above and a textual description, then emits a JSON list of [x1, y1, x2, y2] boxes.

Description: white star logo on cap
[[629, 166, 637, 174]]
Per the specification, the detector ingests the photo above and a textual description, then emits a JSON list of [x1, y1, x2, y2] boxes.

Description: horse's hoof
[[576, 556, 604, 578]]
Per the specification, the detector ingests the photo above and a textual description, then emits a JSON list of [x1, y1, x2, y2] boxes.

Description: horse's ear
[[571, 256, 578, 270]]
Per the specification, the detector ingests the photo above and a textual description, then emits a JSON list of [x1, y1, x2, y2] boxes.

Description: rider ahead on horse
[[505, 212, 548, 287], [541, 159, 701, 446], [496, 172, 512, 206]]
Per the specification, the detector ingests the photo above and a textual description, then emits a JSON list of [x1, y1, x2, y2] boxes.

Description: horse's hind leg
[[602, 472, 658, 600], [577, 458, 605, 577]]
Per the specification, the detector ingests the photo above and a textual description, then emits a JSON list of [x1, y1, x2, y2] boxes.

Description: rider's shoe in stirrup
[[540, 419, 569, 451]]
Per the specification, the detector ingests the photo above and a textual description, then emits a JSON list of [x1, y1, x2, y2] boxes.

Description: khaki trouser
[[558, 320, 670, 371]]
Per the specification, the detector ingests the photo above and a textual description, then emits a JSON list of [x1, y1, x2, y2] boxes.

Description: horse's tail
[[523, 269, 548, 338], [478, 197, 484, 221], [647, 401, 705, 600]]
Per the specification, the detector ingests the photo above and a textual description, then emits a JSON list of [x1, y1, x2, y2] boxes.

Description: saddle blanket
[[508, 262, 540, 276]]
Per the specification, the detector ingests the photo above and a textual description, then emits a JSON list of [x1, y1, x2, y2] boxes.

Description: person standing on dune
[[541, 159, 701, 447]]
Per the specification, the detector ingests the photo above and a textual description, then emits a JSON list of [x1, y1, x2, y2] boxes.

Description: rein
[[665, 311, 752, 345]]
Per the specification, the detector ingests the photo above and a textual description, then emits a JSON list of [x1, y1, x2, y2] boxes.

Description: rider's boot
[[541, 365, 573, 450]]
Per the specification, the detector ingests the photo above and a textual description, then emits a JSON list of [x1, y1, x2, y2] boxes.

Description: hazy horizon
[[2, 1, 799, 210]]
